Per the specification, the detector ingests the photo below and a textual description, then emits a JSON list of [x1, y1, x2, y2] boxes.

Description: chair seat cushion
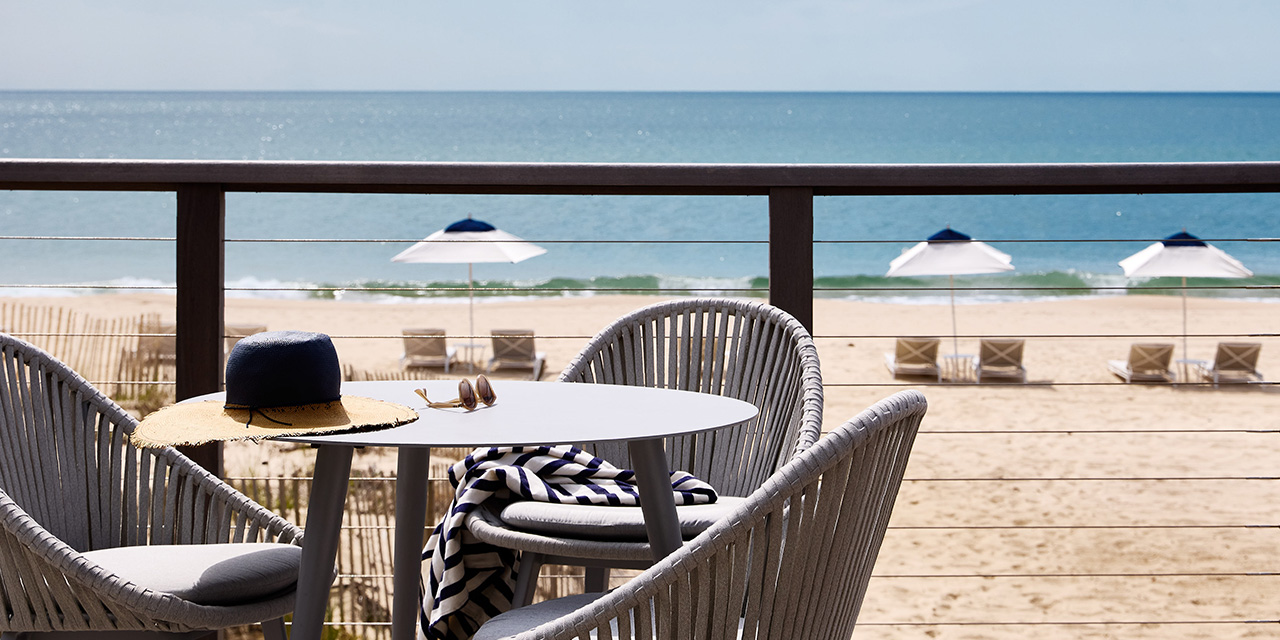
[[475, 591, 747, 639], [499, 497, 745, 541], [474, 592, 606, 640], [82, 542, 301, 606]]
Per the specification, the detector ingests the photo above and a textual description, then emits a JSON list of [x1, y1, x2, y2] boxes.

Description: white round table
[[200, 380, 757, 640]]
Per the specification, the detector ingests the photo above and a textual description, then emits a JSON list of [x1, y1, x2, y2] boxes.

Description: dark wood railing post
[[768, 187, 814, 333], [175, 184, 226, 476]]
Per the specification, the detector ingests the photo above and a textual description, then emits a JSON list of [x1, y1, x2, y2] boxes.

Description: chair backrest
[[0, 333, 302, 633], [1213, 342, 1261, 373], [225, 323, 268, 353], [0, 333, 293, 550], [895, 337, 940, 366], [515, 390, 926, 640], [560, 299, 823, 498], [404, 328, 450, 359], [978, 338, 1024, 368], [1129, 343, 1174, 373], [491, 329, 537, 364]]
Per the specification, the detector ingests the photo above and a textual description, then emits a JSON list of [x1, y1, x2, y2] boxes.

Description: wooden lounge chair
[[884, 337, 942, 381], [465, 299, 824, 605], [472, 390, 925, 640], [974, 338, 1027, 383], [486, 329, 546, 380], [1193, 341, 1264, 387], [401, 328, 460, 372], [1108, 343, 1176, 383], [0, 333, 302, 639]]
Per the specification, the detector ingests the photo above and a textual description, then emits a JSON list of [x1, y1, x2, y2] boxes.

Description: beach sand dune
[[5, 293, 1277, 637]]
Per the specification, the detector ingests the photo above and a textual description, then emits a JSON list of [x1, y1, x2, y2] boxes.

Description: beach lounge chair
[[974, 338, 1027, 383], [1193, 341, 1264, 387], [0, 334, 302, 639], [471, 390, 924, 640], [885, 337, 942, 381], [465, 298, 824, 605], [401, 328, 460, 372], [486, 329, 546, 380], [1108, 343, 1176, 383], [225, 322, 268, 353]]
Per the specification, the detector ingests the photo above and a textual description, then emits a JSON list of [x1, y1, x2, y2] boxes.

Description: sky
[[2, 0, 1279, 92]]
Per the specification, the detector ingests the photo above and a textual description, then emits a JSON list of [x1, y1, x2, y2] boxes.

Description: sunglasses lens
[[458, 379, 477, 410], [476, 375, 496, 406]]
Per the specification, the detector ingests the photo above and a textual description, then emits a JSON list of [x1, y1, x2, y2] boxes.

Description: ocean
[[1, 91, 1278, 303]]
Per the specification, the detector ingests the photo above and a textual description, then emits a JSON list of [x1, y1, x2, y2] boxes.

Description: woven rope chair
[[465, 298, 823, 603], [473, 390, 926, 640], [0, 333, 302, 639]]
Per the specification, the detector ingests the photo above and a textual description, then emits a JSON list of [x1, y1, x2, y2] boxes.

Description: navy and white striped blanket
[[418, 445, 718, 640]]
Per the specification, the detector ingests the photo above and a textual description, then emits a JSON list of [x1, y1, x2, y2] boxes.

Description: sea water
[[1, 91, 1278, 303]]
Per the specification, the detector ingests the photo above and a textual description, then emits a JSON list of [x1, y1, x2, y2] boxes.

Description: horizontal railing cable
[[888, 524, 1278, 530], [3, 284, 1276, 295], [916, 428, 1280, 434], [3, 330, 1276, 341], [870, 571, 1280, 578], [900, 476, 1279, 482], [855, 620, 1280, 627], [3, 235, 1275, 244], [826, 380, 1280, 387]]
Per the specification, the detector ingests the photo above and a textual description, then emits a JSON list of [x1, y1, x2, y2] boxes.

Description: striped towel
[[418, 445, 718, 640]]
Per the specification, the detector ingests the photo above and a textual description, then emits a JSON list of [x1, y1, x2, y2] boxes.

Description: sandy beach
[[5, 292, 1278, 637]]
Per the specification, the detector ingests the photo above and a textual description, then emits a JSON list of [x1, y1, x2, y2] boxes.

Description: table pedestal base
[[291, 447, 354, 640]]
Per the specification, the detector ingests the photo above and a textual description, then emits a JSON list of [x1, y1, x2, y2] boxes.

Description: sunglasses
[[414, 375, 497, 411]]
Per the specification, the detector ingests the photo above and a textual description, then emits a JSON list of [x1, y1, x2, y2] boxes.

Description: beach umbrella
[[1118, 230, 1251, 360], [392, 216, 547, 341], [886, 227, 1015, 356]]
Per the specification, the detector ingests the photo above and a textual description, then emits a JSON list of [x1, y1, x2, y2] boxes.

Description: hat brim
[[130, 396, 419, 448]]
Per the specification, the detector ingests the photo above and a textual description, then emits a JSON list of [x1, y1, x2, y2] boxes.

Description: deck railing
[[5, 159, 1278, 412], [3, 158, 1279, 637]]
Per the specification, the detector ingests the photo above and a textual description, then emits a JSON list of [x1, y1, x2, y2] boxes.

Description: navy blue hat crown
[[224, 330, 342, 409]]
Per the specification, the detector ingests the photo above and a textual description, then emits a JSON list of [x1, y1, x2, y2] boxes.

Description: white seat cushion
[[474, 593, 607, 640], [499, 497, 744, 541], [475, 591, 747, 639], [82, 542, 301, 606]]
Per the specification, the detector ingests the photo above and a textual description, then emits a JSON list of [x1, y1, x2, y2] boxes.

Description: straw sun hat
[[131, 330, 418, 448]]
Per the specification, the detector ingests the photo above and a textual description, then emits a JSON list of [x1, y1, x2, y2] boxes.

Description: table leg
[[291, 445, 354, 640], [628, 437, 683, 561], [393, 447, 431, 640]]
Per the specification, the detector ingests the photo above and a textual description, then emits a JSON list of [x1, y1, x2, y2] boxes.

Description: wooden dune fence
[[0, 302, 175, 408]]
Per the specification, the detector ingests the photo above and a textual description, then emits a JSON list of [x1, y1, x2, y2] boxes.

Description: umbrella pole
[[468, 262, 475, 343], [1181, 276, 1188, 362], [950, 274, 959, 357]]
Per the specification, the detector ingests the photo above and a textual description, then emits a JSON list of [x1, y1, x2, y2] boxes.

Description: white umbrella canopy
[[392, 217, 547, 340], [886, 227, 1015, 356], [1118, 230, 1252, 360], [1118, 231, 1252, 279], [886, 228, 1014, 277]]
